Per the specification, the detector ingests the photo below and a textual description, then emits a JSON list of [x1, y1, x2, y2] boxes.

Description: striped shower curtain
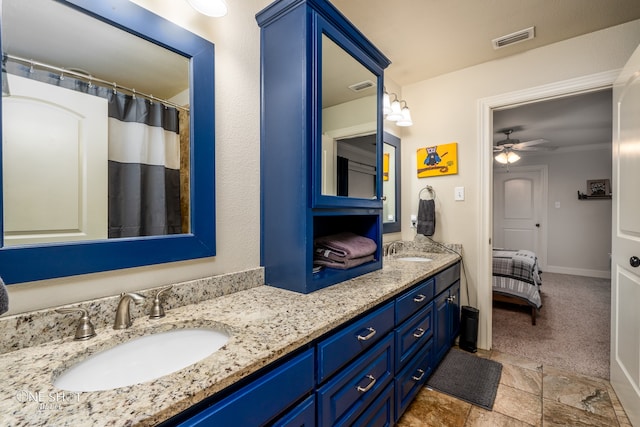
[[107, 94, 181, 238]]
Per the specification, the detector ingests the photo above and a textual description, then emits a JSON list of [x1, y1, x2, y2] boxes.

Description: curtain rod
[[3, 53, 189, 112]]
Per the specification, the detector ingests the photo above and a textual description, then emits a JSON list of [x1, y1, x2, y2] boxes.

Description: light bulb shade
[[382, 92, 391, 115], [396, 106, 413, 127], [386, 100, 402, 121], [507, 151, 520, 163], [495, 151, 520, 164], [187, 0, 228, 17]]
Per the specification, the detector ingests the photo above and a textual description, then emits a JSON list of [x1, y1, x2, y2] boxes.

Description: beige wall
[[4, 0, 272, 315], [399, 19, 640, 349]]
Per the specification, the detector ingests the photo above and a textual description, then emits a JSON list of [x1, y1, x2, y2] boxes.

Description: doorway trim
[[477, 69, 619, 350]]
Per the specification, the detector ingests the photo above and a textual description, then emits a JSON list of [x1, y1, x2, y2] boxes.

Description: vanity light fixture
[[383, 89, 412, 126], [186, 0, 228, 17], [396, 101, 413, 127]]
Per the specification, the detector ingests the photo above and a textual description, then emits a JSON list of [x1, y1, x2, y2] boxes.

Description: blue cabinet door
[[176, 349, 315, 427]]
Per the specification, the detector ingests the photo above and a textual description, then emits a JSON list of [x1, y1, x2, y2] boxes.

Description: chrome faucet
[[387, 241, 403, 256], [113, 292, 145, 329]]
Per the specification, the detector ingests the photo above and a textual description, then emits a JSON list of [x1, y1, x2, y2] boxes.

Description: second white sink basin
[[396, 256, 433, 262], [54, 328, 229, 392]]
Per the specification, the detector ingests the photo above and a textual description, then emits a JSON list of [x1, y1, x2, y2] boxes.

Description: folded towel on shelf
[[417, 199, 435, 236], [314, 232, 376, 260], [314, 254, 375, 270], [0, 276, 9, 315]]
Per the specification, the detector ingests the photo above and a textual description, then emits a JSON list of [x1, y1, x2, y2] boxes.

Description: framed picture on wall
[[587, 179, 610, 196]]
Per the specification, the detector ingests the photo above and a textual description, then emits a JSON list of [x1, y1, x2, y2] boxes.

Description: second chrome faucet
[[113, 292, 145, 329]]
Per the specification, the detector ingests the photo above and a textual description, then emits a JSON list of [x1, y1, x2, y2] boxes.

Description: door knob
[[630, 256, 640, 268]]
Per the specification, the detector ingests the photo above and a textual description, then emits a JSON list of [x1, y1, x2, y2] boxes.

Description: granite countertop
[[0, 251, 459, 426]]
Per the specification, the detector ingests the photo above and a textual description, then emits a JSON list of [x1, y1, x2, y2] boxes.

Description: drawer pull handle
[[357, 375, 377, 393], [412, 369, 425, 382], [413, 327, 426, 338], [413, 294, 426, 303], [357, 327, 377, 341]]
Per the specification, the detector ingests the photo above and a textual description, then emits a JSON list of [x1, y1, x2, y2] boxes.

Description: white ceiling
[[330, 0, 640, 86], [330, 0, 638, 151]]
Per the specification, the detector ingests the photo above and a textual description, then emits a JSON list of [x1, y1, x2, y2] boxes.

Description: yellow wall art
[[416, 142, 458, 178]]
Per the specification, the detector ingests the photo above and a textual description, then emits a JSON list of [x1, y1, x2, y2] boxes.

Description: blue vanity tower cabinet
[[257, 0, 391, 293]]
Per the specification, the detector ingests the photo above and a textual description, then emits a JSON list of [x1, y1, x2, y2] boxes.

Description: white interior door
[[493, 167, 546, 268], [2, 74, 108, 245], [610, 43, 640, 426]]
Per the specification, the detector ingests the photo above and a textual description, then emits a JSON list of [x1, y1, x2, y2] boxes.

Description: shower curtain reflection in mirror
[[108, 94, 182, 238], [2, 61, 186, 245]]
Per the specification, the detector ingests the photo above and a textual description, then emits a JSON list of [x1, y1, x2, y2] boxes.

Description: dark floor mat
[[426, 348, 502, 410]]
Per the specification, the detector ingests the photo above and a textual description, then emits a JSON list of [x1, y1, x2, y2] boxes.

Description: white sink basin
[[54, 328, 229, 392], [396, 256, 433, 262]]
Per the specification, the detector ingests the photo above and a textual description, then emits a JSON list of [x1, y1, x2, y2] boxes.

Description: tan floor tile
[[397, 388, 471, 427], [543, 399, 618, 426], [492, 384, 542, 426], [491, 350, 543, 372], [465, 406, 535, 426], [543, 365, 616, 421], [500, 362, 543, 396]]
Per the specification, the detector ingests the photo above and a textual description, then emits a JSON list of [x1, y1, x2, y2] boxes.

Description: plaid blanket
[[492, 248, 542, 308], [492, 249, 541, 287]]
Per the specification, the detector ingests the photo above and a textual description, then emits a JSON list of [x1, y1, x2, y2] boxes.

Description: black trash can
[[459, 305, 479, 353]]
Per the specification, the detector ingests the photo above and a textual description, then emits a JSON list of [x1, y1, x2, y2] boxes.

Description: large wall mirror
[[316, 27, 383, 209], [0, 0, 216, 284]]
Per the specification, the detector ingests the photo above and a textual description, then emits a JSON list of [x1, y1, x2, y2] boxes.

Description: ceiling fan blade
[[512, 139, 548, 149], [515, 145, 557, 152], [493, 146, 505, 152]]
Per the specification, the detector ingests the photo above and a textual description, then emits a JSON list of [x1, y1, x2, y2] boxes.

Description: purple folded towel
[[314, 254, 375, 270], [314, 232, 377, 260]]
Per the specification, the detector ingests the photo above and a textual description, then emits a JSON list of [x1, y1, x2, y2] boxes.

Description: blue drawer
[[395, 302, 433, 371], [177, 349, 315, 427], [395, 278, 434, 325], [435, 263, 460, 296], [272, 395, 315, 427], [352, 382, 394, 427], [317, 333, 394, 426], [395, 339, 433, 421], [317, 302, 394, 383]]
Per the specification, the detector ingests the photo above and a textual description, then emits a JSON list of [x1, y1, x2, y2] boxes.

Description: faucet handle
[[149, 285, 173, 319], [56, 307, 96, 341]]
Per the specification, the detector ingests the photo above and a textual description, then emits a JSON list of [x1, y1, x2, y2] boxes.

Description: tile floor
[[397, 348, 632, 427]]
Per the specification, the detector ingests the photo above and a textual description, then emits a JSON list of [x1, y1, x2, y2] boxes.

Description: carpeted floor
[[492, 272, 611, 379]]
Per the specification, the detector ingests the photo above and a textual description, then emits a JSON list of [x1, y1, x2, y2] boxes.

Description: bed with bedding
[[492, 248, 542, 325]]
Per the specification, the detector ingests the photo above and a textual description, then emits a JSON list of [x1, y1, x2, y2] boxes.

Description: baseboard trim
[[544, 265, 611, 279]]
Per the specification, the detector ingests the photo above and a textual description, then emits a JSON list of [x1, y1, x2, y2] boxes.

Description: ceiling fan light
[[494, 152, 508, 164], [187, 0, 228, 17], [507, 151, 520, 163]]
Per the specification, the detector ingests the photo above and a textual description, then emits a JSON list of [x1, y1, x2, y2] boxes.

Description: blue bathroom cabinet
[[166, 262, 461, 426], [256, 0, 391, 294]]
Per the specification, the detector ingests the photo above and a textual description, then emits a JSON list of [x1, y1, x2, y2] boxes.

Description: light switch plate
[[454, 186, 465, 201]]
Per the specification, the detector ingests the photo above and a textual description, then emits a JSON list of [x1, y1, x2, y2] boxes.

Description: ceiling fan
[[493, 129, 551, 164]]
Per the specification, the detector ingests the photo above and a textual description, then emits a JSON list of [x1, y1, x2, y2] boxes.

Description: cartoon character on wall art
[[416, 142, 458, 177]]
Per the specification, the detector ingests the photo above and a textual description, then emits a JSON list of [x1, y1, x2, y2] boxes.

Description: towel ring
[[418, 185, 436, 200]]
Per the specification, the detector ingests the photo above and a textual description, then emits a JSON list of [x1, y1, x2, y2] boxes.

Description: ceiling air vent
[[348, 80, 376, 92], [492, 26, 535, 49]]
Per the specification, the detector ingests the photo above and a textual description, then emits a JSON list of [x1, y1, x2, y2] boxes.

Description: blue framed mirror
[[0, 0, 216, 284], [382, 132, 401, 233]]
